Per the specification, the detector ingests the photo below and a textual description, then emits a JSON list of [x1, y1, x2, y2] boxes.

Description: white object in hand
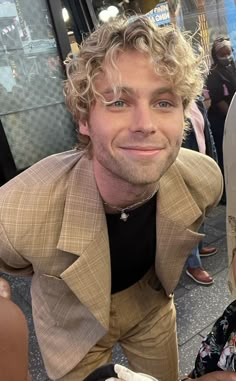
[[113, 364, 158, 381]]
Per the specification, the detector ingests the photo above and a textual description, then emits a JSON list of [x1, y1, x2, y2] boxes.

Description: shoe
[[186, 267, 214, 285], [199, 247, 217, 257]]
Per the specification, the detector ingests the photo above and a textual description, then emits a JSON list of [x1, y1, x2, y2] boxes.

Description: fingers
[[114, 364, 145, 381], [0, 278, 11, 299], [115, 364, 134, 381]]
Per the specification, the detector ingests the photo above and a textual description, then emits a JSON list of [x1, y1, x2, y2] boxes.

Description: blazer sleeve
[[0, 223, 33, 276]]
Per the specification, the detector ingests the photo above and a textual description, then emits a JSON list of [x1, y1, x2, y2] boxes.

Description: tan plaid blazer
[[0, 148, 222, 379]]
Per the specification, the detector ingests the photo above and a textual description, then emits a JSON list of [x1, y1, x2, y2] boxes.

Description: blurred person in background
[[182, 97, 218, 285], [207, 36, 236, 204]]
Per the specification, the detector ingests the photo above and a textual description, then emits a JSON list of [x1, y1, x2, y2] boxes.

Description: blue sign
[[146, 2, 171, 27], [224, 0, 236, 58]]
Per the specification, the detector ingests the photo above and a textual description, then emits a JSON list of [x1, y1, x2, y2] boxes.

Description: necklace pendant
[[120, 211, 129, 222]]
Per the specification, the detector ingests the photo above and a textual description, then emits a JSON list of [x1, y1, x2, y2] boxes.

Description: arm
[[191, 373, 236, 381], [0, 278, 31, 381], [0, 295, 29, 381], [0, 223, 33, 277], [207, 71, 228, 116]]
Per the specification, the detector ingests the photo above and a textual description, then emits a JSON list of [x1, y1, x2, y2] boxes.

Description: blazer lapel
[[156, 162, 204, 295], [57, 155, 111, 330]]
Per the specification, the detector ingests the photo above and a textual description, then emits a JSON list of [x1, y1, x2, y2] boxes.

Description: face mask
[[217, 55, 233, 66]]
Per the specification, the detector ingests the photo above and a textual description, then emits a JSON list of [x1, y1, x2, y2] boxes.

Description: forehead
[[94, 50, 172, 94]]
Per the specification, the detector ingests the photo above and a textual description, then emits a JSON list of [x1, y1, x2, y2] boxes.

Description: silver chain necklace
[[103, 188, 158, 222]]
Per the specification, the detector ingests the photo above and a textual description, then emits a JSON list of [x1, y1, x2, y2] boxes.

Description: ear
[[80, 120, 90, 136]]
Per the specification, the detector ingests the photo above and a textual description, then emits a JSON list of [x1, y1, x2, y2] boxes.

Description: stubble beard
[[96, 147, 180, 186]]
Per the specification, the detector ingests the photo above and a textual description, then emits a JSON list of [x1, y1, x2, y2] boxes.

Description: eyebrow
[[101, 86, 176, 98]]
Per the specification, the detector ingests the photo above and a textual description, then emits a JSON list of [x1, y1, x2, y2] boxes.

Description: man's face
[[80, 50, 185, 186]]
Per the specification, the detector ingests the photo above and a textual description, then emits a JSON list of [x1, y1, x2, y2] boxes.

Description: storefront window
[[0, 0, 76, 173], [91, 0, 157, 21]]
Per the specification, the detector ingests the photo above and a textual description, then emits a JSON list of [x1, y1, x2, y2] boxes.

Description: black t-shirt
[[106, 195, 156, 294]]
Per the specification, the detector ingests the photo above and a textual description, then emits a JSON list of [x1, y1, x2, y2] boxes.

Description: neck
[[93, 164, 158, 213], [103, 185, 158, 215]]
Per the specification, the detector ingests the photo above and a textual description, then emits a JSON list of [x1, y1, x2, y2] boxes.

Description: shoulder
[[0, 149, 86, 219], [174, 148, 223, 207], [0, 149, 83, 193], [176, 147, 221, 181]]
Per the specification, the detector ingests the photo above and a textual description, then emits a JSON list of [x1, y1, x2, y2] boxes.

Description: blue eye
[[112, 100, 126, 107], [157, 101, 172, 108]]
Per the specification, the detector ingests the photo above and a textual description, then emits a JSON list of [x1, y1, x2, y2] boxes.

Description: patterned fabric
[[0, 148, 222, 379], [192, 300, 236, 377]]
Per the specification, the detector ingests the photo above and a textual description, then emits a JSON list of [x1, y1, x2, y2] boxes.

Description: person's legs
[[56, 327, 115, 381], [186, 246, 214, 285], [116, 269, 178, 381], [57, 268, 178, 381], [187, 246, 201, 268], [120, 294, 177, 381], [198, 224, 217, 257], [208, 112, 226, 204]]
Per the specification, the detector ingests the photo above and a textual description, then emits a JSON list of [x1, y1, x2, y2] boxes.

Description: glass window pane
[[0, 0, 76, 171]]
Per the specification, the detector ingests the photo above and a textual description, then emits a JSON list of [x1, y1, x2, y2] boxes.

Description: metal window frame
[[47, 0, 97, 60], [84, 0, 98, 28], [0, 120, 17, 184], [47, 0, 71, 61]]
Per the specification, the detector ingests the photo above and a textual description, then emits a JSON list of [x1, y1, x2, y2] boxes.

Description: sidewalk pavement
[[0, 204, 231, 380]]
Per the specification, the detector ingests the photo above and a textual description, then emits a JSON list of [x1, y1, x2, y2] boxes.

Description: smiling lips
[[120, 146, 163, 157]]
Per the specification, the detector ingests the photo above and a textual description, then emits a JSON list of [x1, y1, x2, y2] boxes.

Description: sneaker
[[186, 267, 214, 285], [199, 247, 217, 257]]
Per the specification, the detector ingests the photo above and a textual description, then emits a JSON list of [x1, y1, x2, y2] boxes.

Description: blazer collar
[[57, 154, 111, 329], [57, 154, 107, 254]]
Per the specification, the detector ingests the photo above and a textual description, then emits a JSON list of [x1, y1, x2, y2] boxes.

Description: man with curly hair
[[0, 16, 224, 381]]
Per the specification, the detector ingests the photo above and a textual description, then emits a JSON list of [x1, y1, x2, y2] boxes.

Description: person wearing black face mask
[[206, 36, 236, 204]]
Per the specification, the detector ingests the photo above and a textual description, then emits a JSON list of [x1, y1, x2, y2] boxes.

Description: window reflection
[[91, 0, 160, 21], [0, 0, 76, 171], [0, 0, 65, 114]]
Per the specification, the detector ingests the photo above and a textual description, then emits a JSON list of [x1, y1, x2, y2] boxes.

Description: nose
[[130, 104, 156, 135]]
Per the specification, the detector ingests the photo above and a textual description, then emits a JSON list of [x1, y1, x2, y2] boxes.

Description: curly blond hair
[[64, 15, 205, 149]]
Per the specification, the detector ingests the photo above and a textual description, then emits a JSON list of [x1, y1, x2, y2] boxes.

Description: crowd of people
[[0, 15, 235, 381]]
